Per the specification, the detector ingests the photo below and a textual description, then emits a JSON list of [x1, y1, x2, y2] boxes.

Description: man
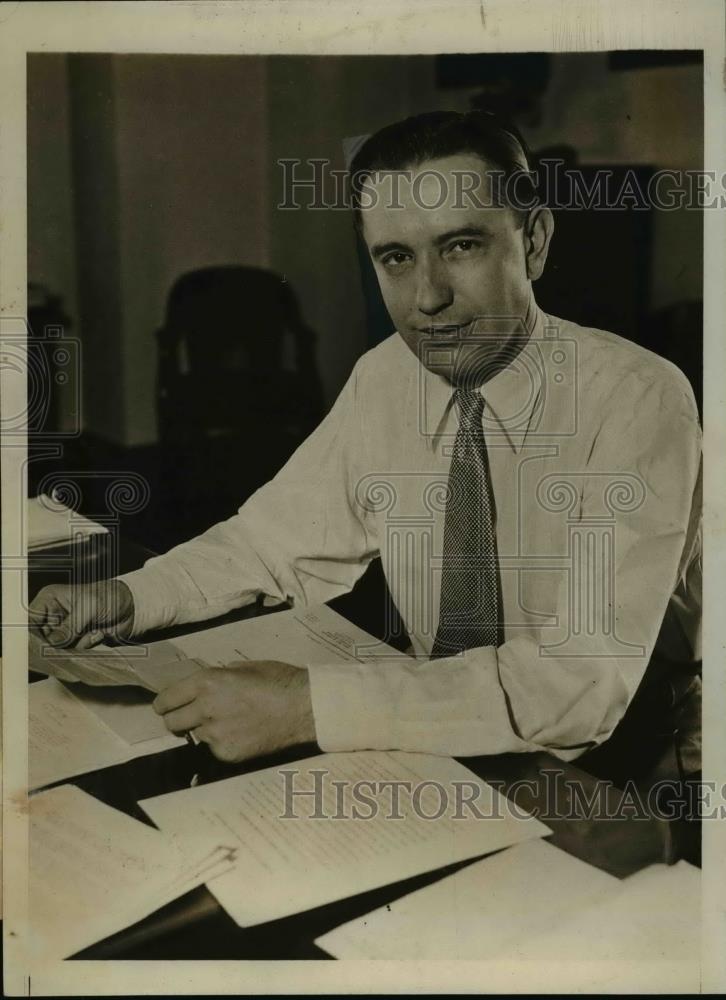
[[30, 111, 701, 777]]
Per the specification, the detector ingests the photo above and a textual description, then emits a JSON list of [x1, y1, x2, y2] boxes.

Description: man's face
[[360, 153, 536, 384]]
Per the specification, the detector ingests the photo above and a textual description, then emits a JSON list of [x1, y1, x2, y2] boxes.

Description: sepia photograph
[[1, 1, 725, 995]]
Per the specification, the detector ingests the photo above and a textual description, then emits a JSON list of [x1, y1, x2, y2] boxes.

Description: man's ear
[[523, 206, 554, 281]]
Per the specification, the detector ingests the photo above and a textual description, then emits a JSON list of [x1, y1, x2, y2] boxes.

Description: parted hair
[[349, 109, 537, 228]]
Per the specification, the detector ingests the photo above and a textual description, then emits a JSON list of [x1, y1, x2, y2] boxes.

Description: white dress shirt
[[119, 310, 702, 762]]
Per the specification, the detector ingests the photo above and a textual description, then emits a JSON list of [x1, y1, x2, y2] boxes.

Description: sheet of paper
[[30, 604, 386, 693], [30, 630, 147, 687], [29, 678, 134, 789], [315, 837, 620, 959], [63, 682, 186, 746], [141, 750, 549, 926], [513, 857, 701, 992], [522, 858, 700, 962], [29, 679, 184, 790], [29, 784, 235, 960], [29, 630, 206, 691], [315, 838, 700, 990], [158, 603, 405, 668], [27, 494, 108, 550]]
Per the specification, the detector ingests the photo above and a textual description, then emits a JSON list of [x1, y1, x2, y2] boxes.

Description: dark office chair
[[155, 266, 324, 540]]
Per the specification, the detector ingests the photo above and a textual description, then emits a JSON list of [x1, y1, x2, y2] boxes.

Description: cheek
[[462, 249, 528, 309], [377, 277, 409, 322]]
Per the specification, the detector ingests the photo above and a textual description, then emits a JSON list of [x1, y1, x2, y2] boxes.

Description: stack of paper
[[140, 750, 550, 926], [29, 784, 236, 960], [27, 494, 108, 551], [29, 632, 213, 783], [315, 837, 700, 990]]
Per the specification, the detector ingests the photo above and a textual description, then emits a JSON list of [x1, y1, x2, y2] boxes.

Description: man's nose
[[415, 258, 453, 316]]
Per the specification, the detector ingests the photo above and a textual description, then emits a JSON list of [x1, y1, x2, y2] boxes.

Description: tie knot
[[455, 388, 485, 430]]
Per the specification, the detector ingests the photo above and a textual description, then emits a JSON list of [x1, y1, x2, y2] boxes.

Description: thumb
[[43, 605, 75, 647], [75, 630, 105, 651]]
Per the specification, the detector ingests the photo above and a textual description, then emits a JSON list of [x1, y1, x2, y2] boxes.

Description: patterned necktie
[[431, 387, 502, 659]]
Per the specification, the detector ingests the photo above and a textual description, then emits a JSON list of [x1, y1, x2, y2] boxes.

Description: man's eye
[[446, 239, 479, 256], [382, 252, 413, 270]]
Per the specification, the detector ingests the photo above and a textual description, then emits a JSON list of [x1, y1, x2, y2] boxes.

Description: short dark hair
[[349, 109, 537, 229]]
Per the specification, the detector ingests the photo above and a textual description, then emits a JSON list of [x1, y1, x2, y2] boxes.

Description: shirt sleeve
[[307, 368, 702, 761], [118, 363, 378, 636]]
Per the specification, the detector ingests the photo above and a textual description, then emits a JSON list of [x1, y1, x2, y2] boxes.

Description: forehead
[[359, 153, 511, 245]]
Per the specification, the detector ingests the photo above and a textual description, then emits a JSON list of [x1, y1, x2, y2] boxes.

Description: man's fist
[[152, 660, 316, 763], [28, 580, 135, 649]]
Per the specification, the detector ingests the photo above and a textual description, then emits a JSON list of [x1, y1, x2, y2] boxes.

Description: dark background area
[[27, 51, 703, 578]]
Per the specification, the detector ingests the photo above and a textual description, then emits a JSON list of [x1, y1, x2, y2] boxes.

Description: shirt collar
[[416, 306, 547, 454]]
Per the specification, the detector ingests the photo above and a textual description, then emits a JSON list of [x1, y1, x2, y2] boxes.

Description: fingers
[[39, 588, 99, 647], [28, 601, 63, 628], [28, 582, 137, 653], [153, 673, 206, 715], [28, 594, 66, 640], [160, 702, 207, 735], [28, 587, 87, 646], [191, 724, 246, 764], [45, 613, 84, 648]]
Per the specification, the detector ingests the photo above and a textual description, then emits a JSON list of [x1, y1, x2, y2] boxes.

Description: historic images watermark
[[1, 316, 83, 442], [278, 766, 723, 823], [277, 158, 725, 212]]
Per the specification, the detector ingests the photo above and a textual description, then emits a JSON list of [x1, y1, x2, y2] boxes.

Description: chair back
[[156, 266, 323, 441]]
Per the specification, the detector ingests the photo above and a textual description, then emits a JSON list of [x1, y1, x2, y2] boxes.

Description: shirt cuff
[[307, 661, 400, 752], [307, 649, 536, 757], [115, 565, 182, 636]]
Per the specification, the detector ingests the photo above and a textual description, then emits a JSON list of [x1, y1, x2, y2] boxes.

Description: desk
[[28, 537, 693, 960]]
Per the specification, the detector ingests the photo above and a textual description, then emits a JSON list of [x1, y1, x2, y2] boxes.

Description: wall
[[28, 53, 468, 444], [522, 53, 703, 310], [27, 54, 79, 436], [27, 53, 702, 447], [113, 55, 270, 446], [68, 55, 127, 444], [266, 55, 466, 402], [29, 53, 270, 447]]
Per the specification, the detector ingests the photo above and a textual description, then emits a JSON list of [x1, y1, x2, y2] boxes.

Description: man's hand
[[152, 660, 317, 763], [28, 580, 135, 649]]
